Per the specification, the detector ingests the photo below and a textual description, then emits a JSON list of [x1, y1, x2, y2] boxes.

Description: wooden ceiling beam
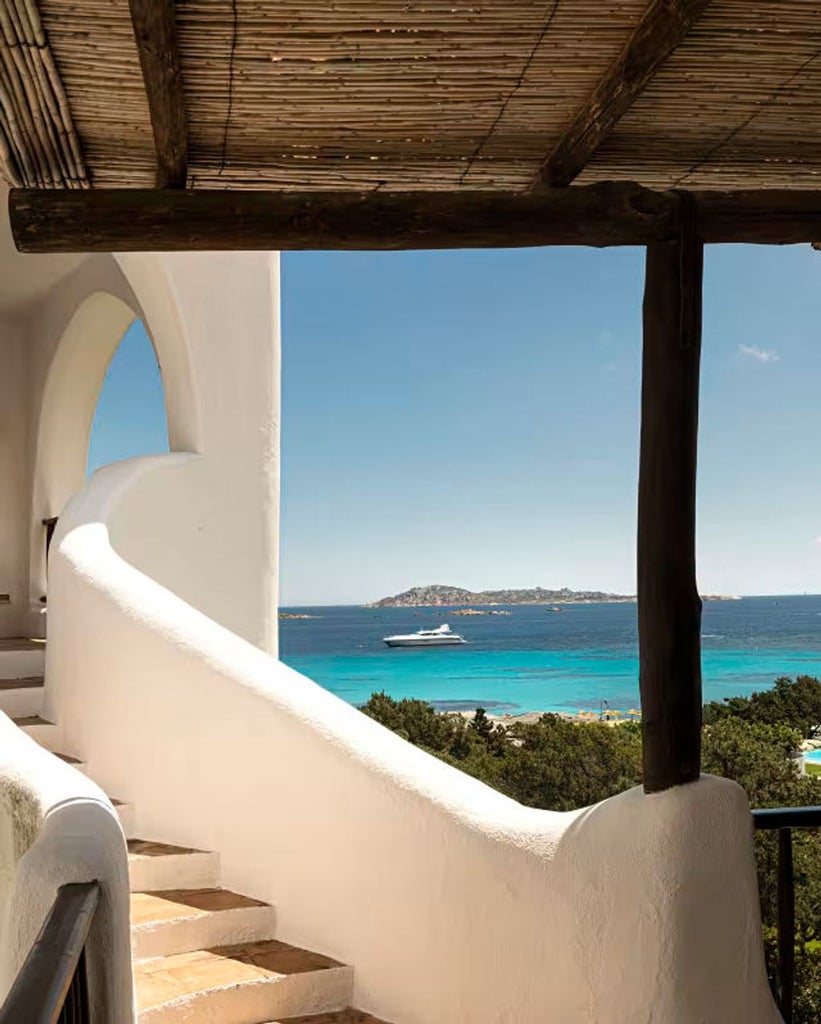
[[129, 0, 187, 188], [533, 0, 712, 190], [9, 184, 821, 253]]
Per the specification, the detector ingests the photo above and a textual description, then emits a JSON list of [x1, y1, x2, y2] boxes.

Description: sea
[[279, 595, 821, 715]]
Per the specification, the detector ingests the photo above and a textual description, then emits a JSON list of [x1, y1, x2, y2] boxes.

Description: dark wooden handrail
[[752, 806, 821, 1024], [753, 806, 821, 831], [0, 881, 99, 1024]]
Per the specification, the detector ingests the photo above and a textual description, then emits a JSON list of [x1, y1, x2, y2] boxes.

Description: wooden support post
[[638, 198, 703, 793]]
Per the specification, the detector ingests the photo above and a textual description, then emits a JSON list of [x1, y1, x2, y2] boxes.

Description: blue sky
[[88, 244, 821, 605], [87, 320, 168, 474]]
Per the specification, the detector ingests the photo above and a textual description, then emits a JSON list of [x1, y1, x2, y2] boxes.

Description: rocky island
[[366, 585, 741, 608], [366, 584, 635, 608]]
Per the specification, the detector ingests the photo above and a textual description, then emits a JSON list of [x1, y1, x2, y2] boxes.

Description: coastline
[[363, 584, 743, 609], [454, 709, 639, 726], [364, 595, 741, 609], [281, 597, 821, 718]]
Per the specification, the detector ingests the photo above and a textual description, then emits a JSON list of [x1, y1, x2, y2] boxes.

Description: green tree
[[703, 675, 821, 740], [702, 714, 821, 1023], [360, 692, 457, 751], [503, 714, 642, 810], [362, 679, 821, 1022]]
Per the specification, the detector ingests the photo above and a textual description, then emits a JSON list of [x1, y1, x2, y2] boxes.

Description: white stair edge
[[0, 683, 44, 719], [138, 960, 353, 1024], [128, 846, 221, 893], [0, 649, 45, 680], [132, 899, 277, 959]]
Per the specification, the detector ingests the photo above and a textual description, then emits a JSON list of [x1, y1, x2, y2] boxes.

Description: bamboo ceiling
[[3, 0, 821, 192]]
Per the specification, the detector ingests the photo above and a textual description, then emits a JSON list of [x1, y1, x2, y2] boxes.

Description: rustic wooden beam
[[8, 182, 679, 252], [637, 198, 703, 793], [696, 189, 821, 245], [129, 0, 187, 188], [534, 0, 712, 189], [10, 184, 821, 253]]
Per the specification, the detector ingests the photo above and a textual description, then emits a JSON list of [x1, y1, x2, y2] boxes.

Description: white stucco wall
[[0, 317, 26, 636], [15, 254, 141, 635], [9, 248, 278, 652], [0, 711, 132, 1022], [27, 290, 136, 616], [45, 455, 782, 1024], [112, 252, 280, 654]]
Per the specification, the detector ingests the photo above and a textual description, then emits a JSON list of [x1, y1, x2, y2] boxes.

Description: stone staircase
[[0, 639, 389, 1024]]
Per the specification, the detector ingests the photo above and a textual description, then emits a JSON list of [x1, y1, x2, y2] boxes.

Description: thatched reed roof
[[3, 0, 821, 194]]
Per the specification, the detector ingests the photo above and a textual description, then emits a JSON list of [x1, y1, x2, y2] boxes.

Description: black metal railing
[[0, 881, 99, 1024], [752, 806, 821, 1024]]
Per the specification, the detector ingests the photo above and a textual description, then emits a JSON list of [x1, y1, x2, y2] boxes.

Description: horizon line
[[280, 592, 816, 609]]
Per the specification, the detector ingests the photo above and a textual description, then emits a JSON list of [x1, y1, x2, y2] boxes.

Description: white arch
[[29, 291, 136, 601], [29, 250, 277, 650], [28, 260, 202, 611], [114, 253, 201, 454]]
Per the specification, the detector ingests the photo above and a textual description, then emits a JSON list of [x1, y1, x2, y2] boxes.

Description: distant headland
[[365, 584, 740, 608], [366, 584, 630, 608]]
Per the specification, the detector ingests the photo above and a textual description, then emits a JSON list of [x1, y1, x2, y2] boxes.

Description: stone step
[[54, 751, 89, 774], [12, 714, 61, 751], [131, 888, 276, 959], [0, 676, 43, 718], [135, 940, 353, 1024], [0, 638, 46, 680], [267, 1013, 391, 1023], [128, 840, 221, 893]]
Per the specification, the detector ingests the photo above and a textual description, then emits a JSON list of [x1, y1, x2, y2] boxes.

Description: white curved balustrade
[[43, 454, 782, 1024], [0, 711, 131, 1021]]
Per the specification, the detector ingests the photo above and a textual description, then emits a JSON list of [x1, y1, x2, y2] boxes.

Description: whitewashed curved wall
[[28, 290, 136, 610], [19, 254, 150, 635], [10, 249, 278, 652], [0, 712, 132, 1021], [45, 455, 782, 1024], [0, 315, 26, 636], [110, 252, 280, 653]]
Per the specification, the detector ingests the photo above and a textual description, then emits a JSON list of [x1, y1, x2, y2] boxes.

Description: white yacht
[[382, 624, 467, 648]]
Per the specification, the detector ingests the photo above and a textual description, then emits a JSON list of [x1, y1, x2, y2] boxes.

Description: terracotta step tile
[[12, 714, 53, 728], [128, 839, 207, 859], [0, 638, 44, 652], [131, 888, 276, 959], [135, 939, 351, 1015], [0, 676, 43, 690], [54, 752, 83, 765], [274, 1012, 393, 1023], [131, 888, 267, 926], [127, 839, 221, 892]]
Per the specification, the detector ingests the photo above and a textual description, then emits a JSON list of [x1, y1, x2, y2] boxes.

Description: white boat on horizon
[[382, 624, 467, 648]]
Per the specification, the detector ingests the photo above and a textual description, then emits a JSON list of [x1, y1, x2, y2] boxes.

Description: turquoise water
[[804, 750, 821, 764], [280, 597, 821, 714]]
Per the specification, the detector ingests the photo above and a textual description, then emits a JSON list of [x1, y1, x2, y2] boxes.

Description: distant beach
[[280, 596, 821, 716], [453, 709, 637, 726]]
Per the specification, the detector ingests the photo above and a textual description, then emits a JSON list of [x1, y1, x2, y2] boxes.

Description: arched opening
[[87, 319, 169, 475], [29, 291, 170, 615]]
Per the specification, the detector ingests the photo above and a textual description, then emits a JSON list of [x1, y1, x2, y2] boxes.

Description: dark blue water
[[279, 596, 821, 714]]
